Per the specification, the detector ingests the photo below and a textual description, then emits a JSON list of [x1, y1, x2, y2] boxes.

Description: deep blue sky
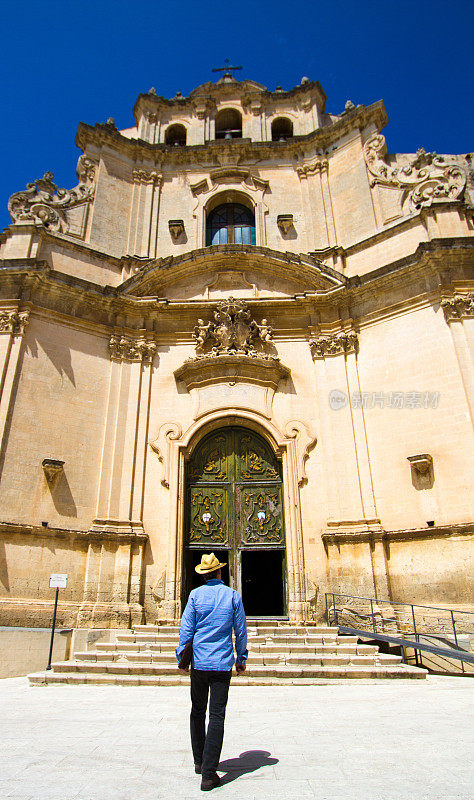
[[1, 0, 472, 231]]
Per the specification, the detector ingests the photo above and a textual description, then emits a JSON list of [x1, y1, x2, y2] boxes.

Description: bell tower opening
[[183, 425, 287, 617]]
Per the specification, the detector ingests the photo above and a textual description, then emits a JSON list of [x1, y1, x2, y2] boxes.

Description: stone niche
[[174, 298, 290, 419]]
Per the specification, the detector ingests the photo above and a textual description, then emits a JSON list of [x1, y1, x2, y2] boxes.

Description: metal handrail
[[325, 592, 474, 672]]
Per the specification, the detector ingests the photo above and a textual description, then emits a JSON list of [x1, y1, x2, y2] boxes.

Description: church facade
[[0, 73, 473, 630]]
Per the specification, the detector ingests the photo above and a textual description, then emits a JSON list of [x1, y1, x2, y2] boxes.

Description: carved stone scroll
[[364, 134, 466, 211], [8, 155, 97, 232], [284, 420, 317, 486], [149, 422, 182, 488]]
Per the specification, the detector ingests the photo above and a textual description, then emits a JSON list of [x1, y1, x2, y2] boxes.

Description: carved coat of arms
[[193, 298, 273, 357]]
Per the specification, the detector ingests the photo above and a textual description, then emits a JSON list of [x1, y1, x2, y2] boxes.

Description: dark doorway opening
[[183, 549, 230, 605], [241, 550, 285, 617]]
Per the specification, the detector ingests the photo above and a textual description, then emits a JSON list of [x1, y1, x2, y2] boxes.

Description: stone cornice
[[0, 520, 148, 543], [0, 238, 472, 331], [174, 353, 290, 392], [322, 520, 474, 545], [75, 101, 387, 166]]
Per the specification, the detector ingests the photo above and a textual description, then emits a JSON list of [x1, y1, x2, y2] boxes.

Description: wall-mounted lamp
[[168, 219, 185, 240], [42, 459, 64, 483], [277, 214, 294, 235]]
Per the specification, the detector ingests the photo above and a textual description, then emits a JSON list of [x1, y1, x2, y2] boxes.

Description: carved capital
[[296, 158, 328, 178], [309, 330, 358, 359], [364, 133, 466, 211], [441, 292, 474, 322], [132, 169, 161, 186], [0, 309, 30, 335], [109, 333, 157, 363], [8, 155, 97, 232]]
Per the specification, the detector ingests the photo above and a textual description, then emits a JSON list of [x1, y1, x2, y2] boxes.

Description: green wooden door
[[185, 427, 286, 602]]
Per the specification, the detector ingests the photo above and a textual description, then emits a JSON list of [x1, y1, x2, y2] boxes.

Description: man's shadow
[[218, 750, 278, 784]]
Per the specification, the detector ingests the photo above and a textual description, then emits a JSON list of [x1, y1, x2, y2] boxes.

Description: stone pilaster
[[441, 292, 474, 425], [127, 169, 162, 258], [0, 308, 30, 466], [310, 328, 389, 601]]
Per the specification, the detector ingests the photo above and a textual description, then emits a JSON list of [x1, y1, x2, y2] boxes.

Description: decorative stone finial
[[148, 87, 157, 95], [345, 100, 355, 111]]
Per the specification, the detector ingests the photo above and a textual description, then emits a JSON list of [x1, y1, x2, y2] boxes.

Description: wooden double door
[[184, 427, 287, 616]]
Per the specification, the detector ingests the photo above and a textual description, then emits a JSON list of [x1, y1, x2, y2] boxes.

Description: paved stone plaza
[[1, 676, 473, 800]]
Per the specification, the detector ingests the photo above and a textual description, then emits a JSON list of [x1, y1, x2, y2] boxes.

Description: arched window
[[271, 117, 293, 141], [165, 123, 187, 146], [215, 108, 242, 140], [206, 203, 255, 245]]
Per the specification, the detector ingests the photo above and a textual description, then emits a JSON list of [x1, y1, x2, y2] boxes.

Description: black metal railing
[[325, 592, 474, 673]]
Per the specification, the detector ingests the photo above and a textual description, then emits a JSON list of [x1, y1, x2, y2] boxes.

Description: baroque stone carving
[[42, 458, 64, 483], [364, 134, 466, 211], [296, 158, 328, 178], [168, 219, 184, 239], [193, 298, 273, 358], [132, 168, 161, 185], [109, 334, 157, 363], [309, 330, 358, 359], [8, 155, 97, 232], [441, 292, 474, 322], [284, 420, 317, 487], [0, 310, 29, 335], [149, 422, 182, 488], [277, 214, 294, 234]]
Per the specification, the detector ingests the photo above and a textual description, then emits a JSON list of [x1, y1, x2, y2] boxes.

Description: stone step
[[51, 651, 404, 676], [28, 663, 426, 687], [73, 642, 380, 662], [116, 633, 340, 645], [72, 651, 401, 667], [87, 639, 378, 655]]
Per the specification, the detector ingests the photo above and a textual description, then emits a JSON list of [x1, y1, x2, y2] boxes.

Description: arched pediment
[[118, 245, 346, 301]]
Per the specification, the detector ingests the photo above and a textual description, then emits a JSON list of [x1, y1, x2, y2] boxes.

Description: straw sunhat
[[195, 552, 227, 575]]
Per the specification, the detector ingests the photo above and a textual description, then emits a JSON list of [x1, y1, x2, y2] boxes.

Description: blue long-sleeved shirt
[[176, 579, 248, 671]]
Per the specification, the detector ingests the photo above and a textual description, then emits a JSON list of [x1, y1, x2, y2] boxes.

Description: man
[[176, 552, 248, 792]]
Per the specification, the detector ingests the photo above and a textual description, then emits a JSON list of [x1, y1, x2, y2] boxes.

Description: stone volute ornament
[[363, 134, 466, 211], [8, 155, 97, 232]]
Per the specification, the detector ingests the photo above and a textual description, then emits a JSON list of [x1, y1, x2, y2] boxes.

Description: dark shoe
[[200, 773, 221, 791], [195, 763, 202, 774]]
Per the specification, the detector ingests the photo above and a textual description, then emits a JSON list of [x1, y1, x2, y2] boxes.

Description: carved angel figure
[[193, 318, 215, 352]]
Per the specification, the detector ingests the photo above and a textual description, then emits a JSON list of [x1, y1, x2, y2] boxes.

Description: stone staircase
[[28, 621, 426, 685]]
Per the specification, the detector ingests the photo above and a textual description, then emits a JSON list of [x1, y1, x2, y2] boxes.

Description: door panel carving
[[237, 486, 284, 545], [188, 487, 229, 545]]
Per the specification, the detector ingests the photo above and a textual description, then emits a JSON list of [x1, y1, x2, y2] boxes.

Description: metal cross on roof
[[212, 58, 243, 74]]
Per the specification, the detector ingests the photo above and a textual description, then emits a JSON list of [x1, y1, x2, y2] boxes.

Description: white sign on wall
[[49, 573, 68, 589]]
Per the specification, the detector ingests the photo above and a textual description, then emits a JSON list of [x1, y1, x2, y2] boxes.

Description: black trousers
[[190, 667, 232, 779]]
